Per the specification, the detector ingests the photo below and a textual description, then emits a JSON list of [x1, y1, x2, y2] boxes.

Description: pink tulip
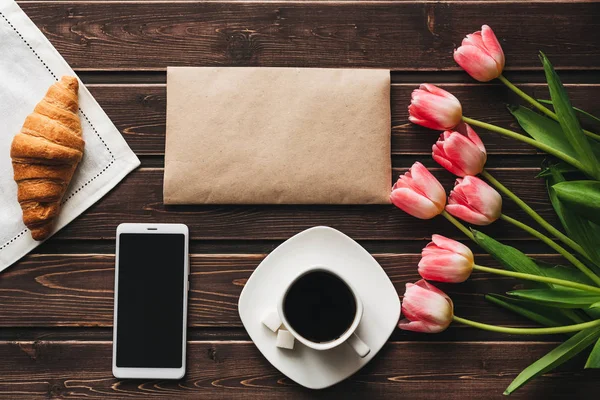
[[399, 279, 454, 333], [446, 176, 502, 225], [454, 25, 505, 82], [432, 123, 487, 177], [418, 235, 474, 283], [390, 162, 446, 219], [408, 84, 462, 131]]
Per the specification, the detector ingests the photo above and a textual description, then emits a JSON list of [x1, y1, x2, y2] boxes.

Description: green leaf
[[504, 327, 600, 395], [471, 230, 592, 287], [537, 162, 579, 177], [510, 107, 600, 168], [508, 288, 600, 308], [590, 302, 600, 309], [553, 181, 600, 225], [485, 294, 575, 327], [486, 293, 588, 332], [545, 165, 600, 271], [560, 309, 590, 324], [585, 308, 600, 319], [535, 260, 596, 286], [540, 52, 599, 178], [538, 99, 600, 124], [509, 105, 577, 159], [585, 338, 600, 368], [472, 230, 544, 277]]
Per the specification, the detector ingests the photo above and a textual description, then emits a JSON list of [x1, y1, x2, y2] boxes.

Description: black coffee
[[283, 270, 356, 343]]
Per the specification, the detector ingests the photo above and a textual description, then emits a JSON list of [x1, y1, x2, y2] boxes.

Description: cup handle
[[347, 333, 370, 358]]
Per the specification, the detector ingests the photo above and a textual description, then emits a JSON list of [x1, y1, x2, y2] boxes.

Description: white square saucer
[[238, 226, 401, 389]]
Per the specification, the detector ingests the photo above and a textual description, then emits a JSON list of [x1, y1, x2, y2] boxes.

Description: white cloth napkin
[[0, 0, 140, 272]]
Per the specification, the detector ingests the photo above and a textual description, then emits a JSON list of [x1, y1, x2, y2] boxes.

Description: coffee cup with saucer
[[238, 226, 400, 389]]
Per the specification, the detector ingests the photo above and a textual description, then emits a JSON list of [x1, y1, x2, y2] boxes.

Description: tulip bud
[[432, 123, 487, 177], [418, 235, 474, 283], [399, 280, 454, 333], [408, 84, 462, 131], [454, 25, 505, 82], [390, 162, 446, 219], [446, 176, 502, 225]]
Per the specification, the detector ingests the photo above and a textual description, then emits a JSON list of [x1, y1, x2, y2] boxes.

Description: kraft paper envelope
[[164, 67, 391, 204]]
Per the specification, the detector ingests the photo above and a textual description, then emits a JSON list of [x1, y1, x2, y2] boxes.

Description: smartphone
[[112, 223, 189, 379]]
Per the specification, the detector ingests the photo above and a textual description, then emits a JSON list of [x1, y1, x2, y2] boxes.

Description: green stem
[[498, 74, 556, 119], [441, 210, 474, 240], [452, 315, 600, 335], [462, 116, 589, 175], [473, 264, 600, 294], [481, 169, 590, 261], [498, 75, 600, 142], [500, 214, 600, 287]]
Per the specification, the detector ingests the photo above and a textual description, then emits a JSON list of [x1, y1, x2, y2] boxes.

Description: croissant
[[10, 76, 85, 241]]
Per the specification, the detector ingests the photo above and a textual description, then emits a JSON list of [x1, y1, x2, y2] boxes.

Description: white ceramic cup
[[277, 266, 370, 358]]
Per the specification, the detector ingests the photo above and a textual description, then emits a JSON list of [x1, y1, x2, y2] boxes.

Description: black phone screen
[[116, 233, 185, 368]]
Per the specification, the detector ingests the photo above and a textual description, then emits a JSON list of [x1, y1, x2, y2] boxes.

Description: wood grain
[[16, 2, 600, 70], [86, 83, 600, 156], [0, 326, 571, 343], [0, 253, 567, 328], [46, 167, 559, 242], [0, 340, 598, 399], [32, 237, 565, 259]]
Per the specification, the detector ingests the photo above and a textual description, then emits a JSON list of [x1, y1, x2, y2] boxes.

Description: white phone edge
[[112, 223, 189, 380]]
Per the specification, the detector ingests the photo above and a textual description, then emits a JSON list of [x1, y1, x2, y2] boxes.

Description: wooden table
[[2, 1, 600, 398]]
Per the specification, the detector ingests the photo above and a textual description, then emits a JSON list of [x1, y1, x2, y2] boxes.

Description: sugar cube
[[261, 310, 282, 332], [276, 329, 295, 350]]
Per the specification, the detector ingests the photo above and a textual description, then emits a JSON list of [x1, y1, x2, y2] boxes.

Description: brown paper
[[164, 67, 391, 204]]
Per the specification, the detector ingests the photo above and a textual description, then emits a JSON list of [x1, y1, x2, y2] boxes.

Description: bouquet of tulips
[[392, 25, 600, 395]]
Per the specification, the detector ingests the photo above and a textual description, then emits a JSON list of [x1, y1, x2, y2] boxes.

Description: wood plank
[[48, 167, 559, 241], [0, 340, 598, 399], [76, 70, 600, 86], [31, 238, 564, 258], [86, 83, 600, 156], [0, 326, 569, 343], [0, 253, 566, 328], [137, 154, 551, 170], [16, 2, 600, 70]]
